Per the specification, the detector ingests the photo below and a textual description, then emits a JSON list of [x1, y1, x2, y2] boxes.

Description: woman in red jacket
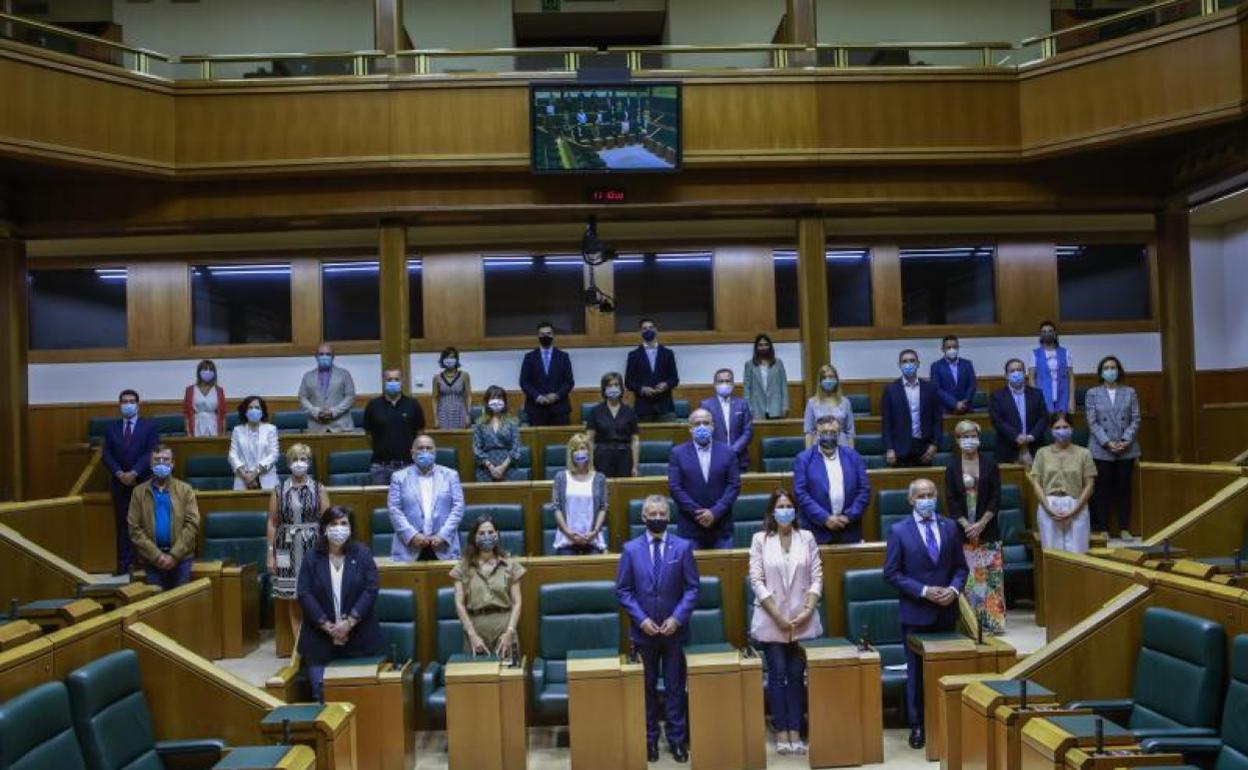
[[183, 359, 225, 437]]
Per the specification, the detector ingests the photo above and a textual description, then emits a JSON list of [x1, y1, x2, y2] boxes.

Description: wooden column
[[0, 228, 27, 501], [1157, 207, 1198, 462], [373, 0, 409, 74], [378, 220, 411, 388], [785, 0, 817, 66], [797, 216, 829, 399]]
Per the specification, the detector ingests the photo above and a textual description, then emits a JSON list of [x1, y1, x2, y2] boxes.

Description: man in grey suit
[[387, 434, 465, 561], [298, 343, 357, 433]]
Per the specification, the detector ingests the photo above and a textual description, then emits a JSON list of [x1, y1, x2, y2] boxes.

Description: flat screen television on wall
[[530, 83, 681, 173]]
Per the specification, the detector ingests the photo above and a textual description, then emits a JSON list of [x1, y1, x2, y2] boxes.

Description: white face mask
[[944, 347, 959, 361], [487, 399, 505, 413], [326, 525, 350, 545], [290, 460, 309, 477], [959, 437, 980, 452]]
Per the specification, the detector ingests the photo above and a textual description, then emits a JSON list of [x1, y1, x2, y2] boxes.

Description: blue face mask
[[914, 498, 937, 519], [820, 378, 838, 392], [900, 362, 918, 378], [1052, 428, 1073, 444], [605, 386, 622, 400], [246, 407, 263, 423], [572, 451, 590, 466], [384, 380, 403, 396], [316, 354, 333, 369], [151, 463, 172, 479], [773, 507, 797, 526], [414, 450, 436, 470], [120, 403, 138, 419], [1101, 368, 1119, 383], [692, 424, 713, 446], [1008, 370, 1025, 386], [199, 369, 215, 383]]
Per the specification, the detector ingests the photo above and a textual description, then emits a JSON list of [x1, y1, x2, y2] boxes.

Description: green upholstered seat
[[877, 490, 938, 539], [972, 391, 989, 410], [201, 511, 271, 627], [847, 393, 871, 415], [932, 452, 953, 467], [579, 403, 596, 423], [375, 589, 418, 665], [151, 414, 185, 438], [761, 437, 804, 473], [543, 446, 566, 481], [637, 441, 673, 477], [420, 588, 464, 724], [1142, 634, 1248, 769], [327, 450, 372, 487], [0, 681, 89, 770], [530, 581, 621, 718], [184, 455, 234, 491], [351, 408, 365, 429], [1069, 607, 1226, 741], [66, 650, 224, 770], [856, 434, 884, 455], [371, 508, 393, 556], [505, 446, 532, 482], [998, 501, 1033, 603], [272, 411, 307, 434], [732, 494, 771, 548], [673, 400, 691, 420], [686, 577, 726, 652], [434, 447, 458, 470], [458, 504, 526, 555], [842, 569, 906, 705], [225, 413, 241, 432], [627, 497, 675, 540], [540, 503, 609, 555], [86, 417, 112, 445]]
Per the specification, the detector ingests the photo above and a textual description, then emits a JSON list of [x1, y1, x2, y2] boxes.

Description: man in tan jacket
[[127, 444, 200, 589]]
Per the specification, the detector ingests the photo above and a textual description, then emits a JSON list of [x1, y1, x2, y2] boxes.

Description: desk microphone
[[9, 597, 18, 619], [1019, 680, 1028, 711], [1234, 550, 1243, 579], [1162, 538, 1171, 561], [858, 624, 871, 652], [1094, 717, 1105, 755], [281, 718, 292, 745]]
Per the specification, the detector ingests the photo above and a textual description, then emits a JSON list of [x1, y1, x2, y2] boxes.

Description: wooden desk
[[909, 633, 980, 762], [322, 658, 415, 770], [802, 639, 883, 767], [1019, 715, 1138, 770], [940, 640, 1021, 770], [260, 703, 358, 770], [79, 581, 160, 610], [0, 620, 40, 650], [566, 651, 647, 770], [959, 679, 1058, 770], [213, 744, 317, 770], [686, 647, 765, 770], [994, 706, 1089, 770], [445, 656, 527, 770], [18, 597, 103, 632], [1059, 746, 1183, 770]]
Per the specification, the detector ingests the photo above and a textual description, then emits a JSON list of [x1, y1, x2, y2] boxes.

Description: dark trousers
[[415, 546, 439, 562], [554, 544, 605, 556], [893, 442, 934, 468], [1092, 458, 1135, 533], [594, 445, 633, 479], [369, 461, 408, 487], [681, 523, 734, 551], [143, 557, 193, 590], [637, 412, 677, 424], [638, 637, 688, 747], [902, 620, 955, 729], [305, 646, 353, 702], [109, 480, 136, 573], [525, 404, 569, 426], [762, 641, 806, 732]]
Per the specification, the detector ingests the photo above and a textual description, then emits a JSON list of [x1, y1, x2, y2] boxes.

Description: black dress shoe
[[647, 742, 659, 762], [908, 727, 925, 750], [671, 744, 689, 763]]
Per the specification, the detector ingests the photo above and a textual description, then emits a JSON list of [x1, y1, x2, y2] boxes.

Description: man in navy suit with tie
[[667, 408, 741, 549], [930, 335, 977, 415], [793, 415, 871, 544], [699, 368, 753, 472], [881, 349, 942, 467], [883, 478, 969, 750], [519, 321, 575, 426], [625, 318, 680, 422], [616, 495, 700, 764], [101, 389, 160, 575]]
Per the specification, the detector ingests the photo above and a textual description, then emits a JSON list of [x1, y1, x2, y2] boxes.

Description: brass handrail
[[396, 46, 598, 75], [813, 41, 1014, 68], [0, 11, 169, 73], [1019, 0, 1220, 58], [607, 43, 808, 71], [180, 49, 384, 79]]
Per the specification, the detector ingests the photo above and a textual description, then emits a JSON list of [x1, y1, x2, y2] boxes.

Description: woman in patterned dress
[[472, 386, 523, 482], [944, 420, 1006, 634], [433, 346, 472, 430], [267, 442, 332, 647]]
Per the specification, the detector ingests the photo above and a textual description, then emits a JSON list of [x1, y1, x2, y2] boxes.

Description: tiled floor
[[219, 608, 1048, 769]]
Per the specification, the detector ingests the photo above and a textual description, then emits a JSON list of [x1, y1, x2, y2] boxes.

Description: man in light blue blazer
[[616, 495, 700, 764], [793, 415, 871, 544], [930, 335, 977, 415], [667, 408, 741, 550], [699, 367, 754, 472], [387, 434, 464, 561]]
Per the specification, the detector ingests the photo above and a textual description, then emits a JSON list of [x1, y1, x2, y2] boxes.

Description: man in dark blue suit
[[883, 478, 969, 750], [518, 321, 575, 426], [930, 335, 977, 415], [667, 408, 741, 549], [990, 358, 1048, 465], [793, 415, 871, 544], [881, 349, 942, 467], [101, 389, 160, 575], [625, 318, 680, 422], [616, 495, 700, 764], [698, 368, 753, 472]]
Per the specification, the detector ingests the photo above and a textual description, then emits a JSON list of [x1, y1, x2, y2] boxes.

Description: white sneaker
[[777, 741, 793, 755], [793, 741, 809, 755]]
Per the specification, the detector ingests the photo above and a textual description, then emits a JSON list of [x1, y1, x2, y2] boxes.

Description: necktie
[[543, 350, 550, 373], [650, 538, 662, 582], [123, 420, 133, 444], [923, 519, 940, 563]]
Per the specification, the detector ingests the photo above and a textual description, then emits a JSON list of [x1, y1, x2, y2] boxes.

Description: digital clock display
[[589, 188, 627, 203]]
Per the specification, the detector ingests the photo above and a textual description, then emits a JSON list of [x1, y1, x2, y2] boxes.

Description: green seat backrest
[[580, 403, 596, 423], [371, 508, 393, 555], [543, 446, 566, 472], [225, 413, 241, 432], [690, 576, 725, 646], [188, 477, 234, 492], [469, 406, 483, 423], [932, 452, 952, 467], [65, 650, 162, 770], [842, 569, 903, 646], [0, 681, 88, 770], [856, 434, 884, 455], [537, 581, 620, 667], [184, 455, 232, 477], [761, 436, 804, 459], [637, 463, 668, 477], [1000, 484, 1021, 510], [733, 494, 771, 522], [1002, 544, 1033, 569], [847, 393, 871, 415], [998, 508, 1027, 545], [1129, 607, 1225, 732], [1073, 426, 1090, 447], [375, 589, 418, 664], [273, 411, 307, 432], [351, 408, 365, 429], [674, 400, 691, 419], [202, 512, 269, 573], [1218, 635, 1248, 769], [151, 414, 185, 437], [328, 450, 372, 474], [459, 504, 526, 555], [86, 417, 112, 443], [436, 447, 458, 469], [972, 391, 988, 410], [763, 458, 796, 473], [639, 441, 673, 463], [513, 446, 532, 469], [1075, 388, 1088, 410], [435, 588, 463, 664]]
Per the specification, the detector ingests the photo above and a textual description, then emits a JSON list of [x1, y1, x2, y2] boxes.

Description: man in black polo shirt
[[364, 368, 426, 485]]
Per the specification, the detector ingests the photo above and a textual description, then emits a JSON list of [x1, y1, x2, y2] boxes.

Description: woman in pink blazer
[[748, 488, 823, 756]]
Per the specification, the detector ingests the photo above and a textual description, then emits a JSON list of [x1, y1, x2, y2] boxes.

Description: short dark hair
[[1048, 411, 1072, 429], [763, 488, 799, 535], [638, 317, 656, 328], [1097, 355, 1125, 381], [1004, 358, 1026, 373], [536, 321, 553, 331], [1039, 320, 1057, 330], [600, 371, 623, 396], [942, 336, 959, 346], [316, 505, 358, 553], [195, 360, 217, 380], [713, 367, 734, 381], [151, 443, 173, 458], [898, 348, 919, 361], [237, 395, 269, 423], [440, 347, 460, 366], [119, 389, 140, 403]]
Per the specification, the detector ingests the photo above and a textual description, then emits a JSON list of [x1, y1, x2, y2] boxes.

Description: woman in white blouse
[[550, 433, 607, 555], [229, 395, 280, 490]]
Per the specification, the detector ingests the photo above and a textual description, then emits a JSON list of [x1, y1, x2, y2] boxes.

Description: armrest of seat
[[421, 661, 442, 704], [1139, 735, 1224, 756], [1063, 697, 1134, 722], [1131, 727, 1220, 741], [154, 738, 226, 770]]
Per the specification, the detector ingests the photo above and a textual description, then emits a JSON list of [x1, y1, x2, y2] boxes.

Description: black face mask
[[538, 335, 554, 348], [644, 518, 668, 535]]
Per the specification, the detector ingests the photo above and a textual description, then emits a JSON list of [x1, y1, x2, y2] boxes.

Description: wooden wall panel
[[1149, 476, 1248, 557], [422, 252, 483, 343], [997, 243, 1057, 327], [127, 261, 191, 351], [712, 246, 775, 333], [1197, 402, 1248, 462], [388, 85, 528, 162], [1135, 462, 1244, 539], [1039, 550, 1142, 639], [1195, 368, 1248, 407]]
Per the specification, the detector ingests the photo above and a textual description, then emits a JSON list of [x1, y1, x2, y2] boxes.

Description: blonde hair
[[566, 433, 593, 471], [815, 363, 844, 406], [954, 420, 981, 437], [285, 442, 311, 463]]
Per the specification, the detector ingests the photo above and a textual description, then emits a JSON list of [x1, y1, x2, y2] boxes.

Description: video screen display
[[530, 84, 681, 173]]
